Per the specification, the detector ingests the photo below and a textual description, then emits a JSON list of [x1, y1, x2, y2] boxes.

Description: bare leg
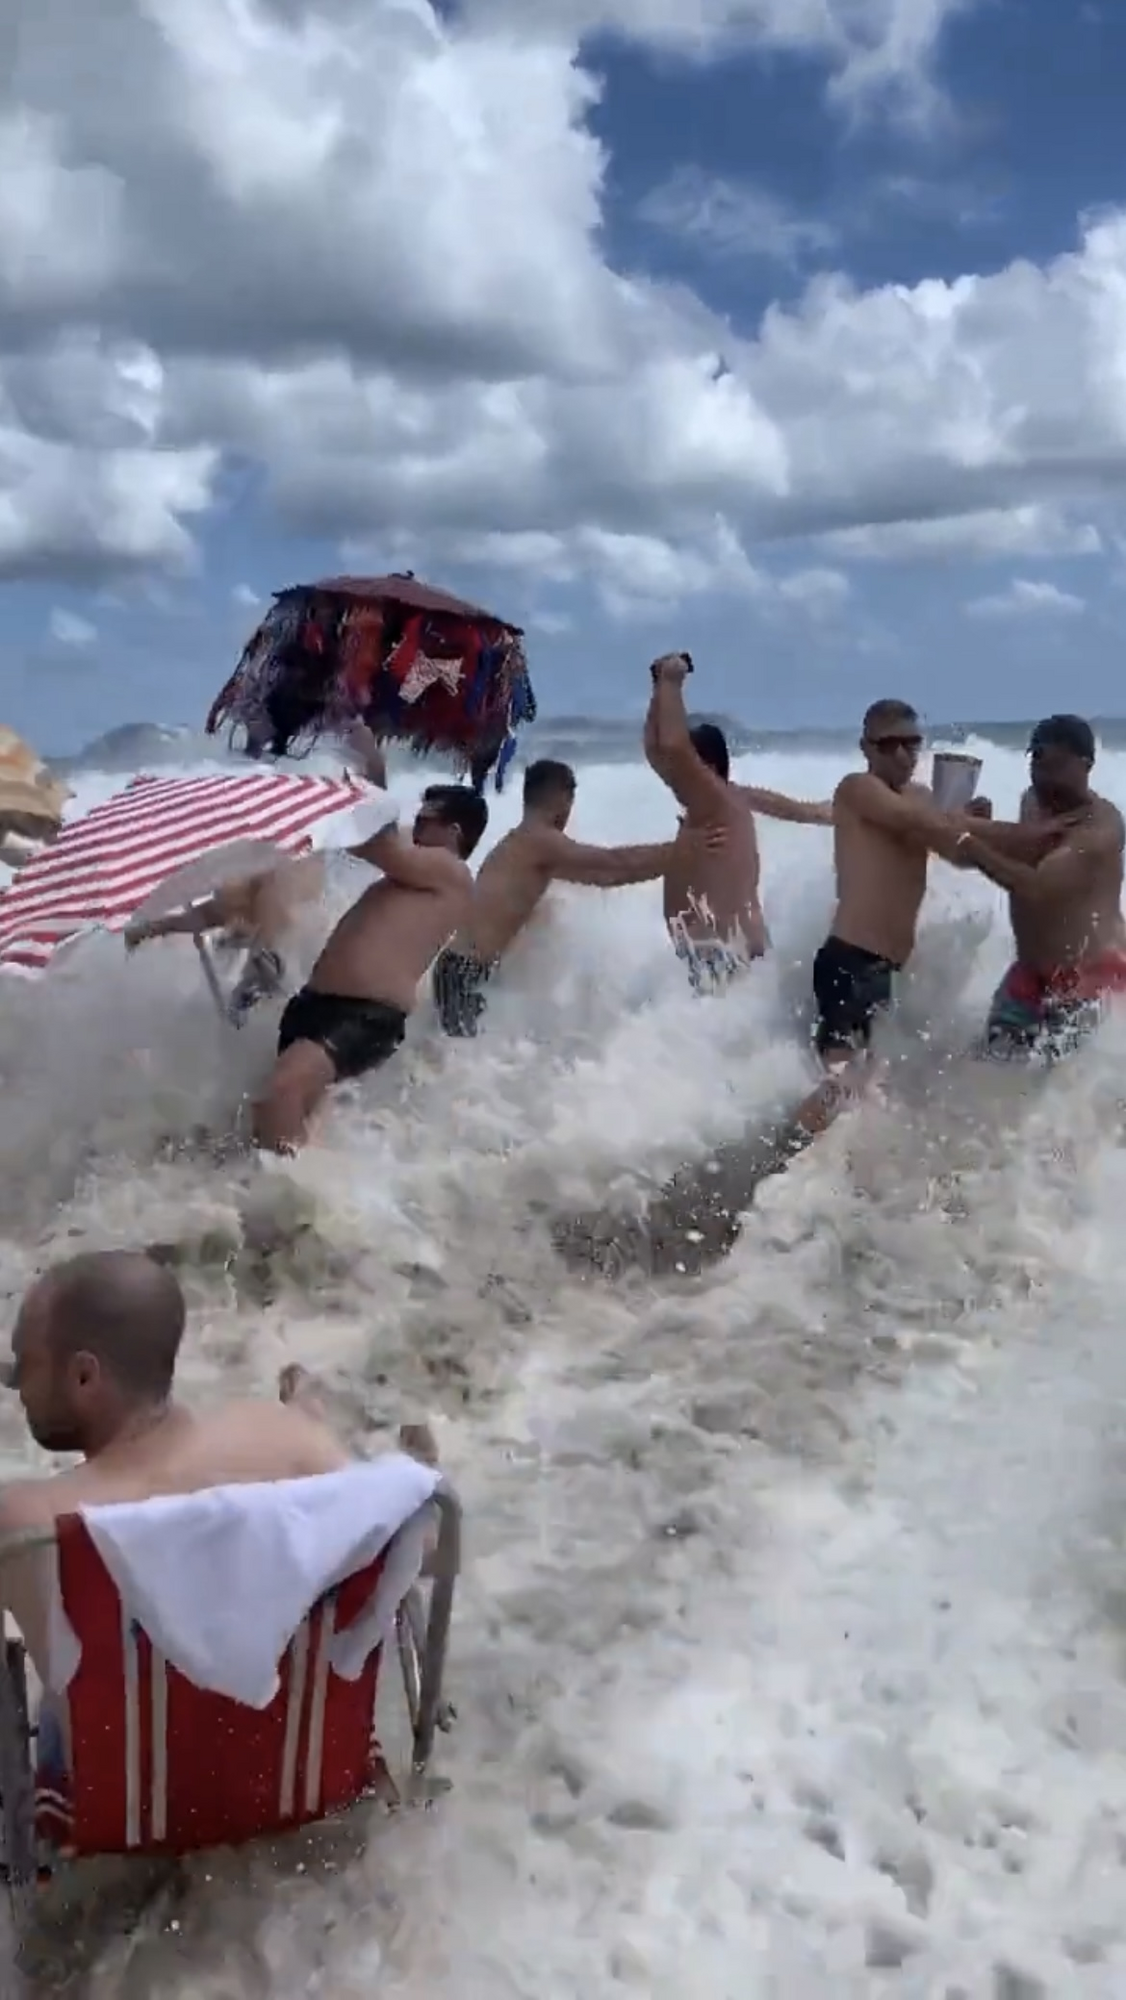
[[252, 1039, 336, 1153], [789, 1060, 858, 1142]]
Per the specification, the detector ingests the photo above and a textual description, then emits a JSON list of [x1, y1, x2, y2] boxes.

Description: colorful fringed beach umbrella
[[205, 571, 537, 790]]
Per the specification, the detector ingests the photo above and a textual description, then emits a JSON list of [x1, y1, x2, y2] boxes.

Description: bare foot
[[278, 1363, 330, 1424]]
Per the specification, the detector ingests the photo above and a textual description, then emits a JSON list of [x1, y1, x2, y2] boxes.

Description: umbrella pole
[[193, 935, 232, 1024]]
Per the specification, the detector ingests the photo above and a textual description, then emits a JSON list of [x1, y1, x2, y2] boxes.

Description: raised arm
[[735, 785, 832, 826], [643, 656, 729, 822], [344, 718, 388, 789]]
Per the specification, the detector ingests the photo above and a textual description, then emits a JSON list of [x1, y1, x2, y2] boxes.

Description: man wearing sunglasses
[[956, 714, 1126, 1058], [791, 697, 1062, 1138]]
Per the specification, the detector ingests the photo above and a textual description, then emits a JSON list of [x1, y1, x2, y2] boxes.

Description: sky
[[2, 0, 1125, 751]]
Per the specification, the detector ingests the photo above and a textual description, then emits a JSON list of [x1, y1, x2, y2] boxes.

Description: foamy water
[[4, 738, 1126, 1994]]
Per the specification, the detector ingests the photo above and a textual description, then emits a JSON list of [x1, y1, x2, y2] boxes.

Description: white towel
[[52, 1456, 441, 1709]]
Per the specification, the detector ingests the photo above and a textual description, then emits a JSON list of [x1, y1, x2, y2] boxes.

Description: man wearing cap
[[957, 714, 1126, 1057]]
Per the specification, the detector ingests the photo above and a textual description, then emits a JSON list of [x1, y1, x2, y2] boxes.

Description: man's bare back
[[31, 1399, 347, 1526], [455, 825, 557, 962], [643, 656, 828, 969], [662, 799, 763, 952], [431, 758, 680, 1035]]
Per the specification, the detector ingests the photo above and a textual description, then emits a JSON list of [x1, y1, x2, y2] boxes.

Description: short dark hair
[[523, 759, 576, 808], [1029, 714, 1095, 763], [40, 1250, 185, 1401], [422, 784, 489, 858], [689, 722, 730, 781], [863, 698, 918, 737]]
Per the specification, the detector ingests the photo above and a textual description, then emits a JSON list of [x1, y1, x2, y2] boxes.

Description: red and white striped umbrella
[[0, 768, 395, 979]]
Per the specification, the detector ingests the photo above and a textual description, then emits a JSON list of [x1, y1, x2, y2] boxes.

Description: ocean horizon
[[43, 710, 1126, 778]]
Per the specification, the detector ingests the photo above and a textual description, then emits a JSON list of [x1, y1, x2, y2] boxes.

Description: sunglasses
[[866, 733, 923, 754]]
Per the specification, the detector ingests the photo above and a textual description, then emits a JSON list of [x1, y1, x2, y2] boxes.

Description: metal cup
[[931, 752, 981, 812]]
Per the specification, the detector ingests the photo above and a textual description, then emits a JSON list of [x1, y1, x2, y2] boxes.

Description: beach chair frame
[[0, 1480, 461, 1924]]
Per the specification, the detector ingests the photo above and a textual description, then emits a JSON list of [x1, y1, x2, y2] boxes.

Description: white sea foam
[[3, 735, 1126, 1994]]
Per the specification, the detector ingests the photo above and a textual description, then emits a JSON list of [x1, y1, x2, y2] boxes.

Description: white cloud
[[48, 607, 97, 647], [820, 507, 1103, 562], [639, 169, 837, 267], [965, 578, 1087, 619], [0, 0, 1124, 621], [776, 566, 851, 612], [231, 582, 261, 608]]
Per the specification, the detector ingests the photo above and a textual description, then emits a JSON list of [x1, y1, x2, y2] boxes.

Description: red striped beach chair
[[0, 1480, 460, 1936]]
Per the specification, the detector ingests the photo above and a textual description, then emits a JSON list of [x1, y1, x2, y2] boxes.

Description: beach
[[2, 728, 1126, 1994]]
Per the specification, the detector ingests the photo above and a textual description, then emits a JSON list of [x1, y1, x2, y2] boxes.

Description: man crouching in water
[[957, 713, 1126, 1058], [254, 784, 487, 1151]]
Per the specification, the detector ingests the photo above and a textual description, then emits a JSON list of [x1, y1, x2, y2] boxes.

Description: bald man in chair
[[0, 1250, 429, 1694]]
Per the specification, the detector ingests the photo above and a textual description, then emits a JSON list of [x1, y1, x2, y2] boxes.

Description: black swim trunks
[[431, 947, 495, 1038], [276, 988, 407, 1080], [812, 936, 899, 1058]]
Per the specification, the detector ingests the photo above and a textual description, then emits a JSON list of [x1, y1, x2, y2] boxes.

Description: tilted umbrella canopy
[[306, 574, 522, 633], [0, 768, 396, 979], [0, 727, 72, 836]]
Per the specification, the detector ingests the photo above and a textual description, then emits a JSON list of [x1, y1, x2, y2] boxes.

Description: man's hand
[[966, 796, 993, 819], [677, 815, 727, 851], [650, 652, 693, 684]]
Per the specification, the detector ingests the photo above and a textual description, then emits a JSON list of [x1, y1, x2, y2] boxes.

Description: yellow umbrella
[[0, 728, 72, 838]]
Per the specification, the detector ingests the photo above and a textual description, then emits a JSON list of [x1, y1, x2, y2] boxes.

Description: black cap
[[1028, 713, 1095, 762]]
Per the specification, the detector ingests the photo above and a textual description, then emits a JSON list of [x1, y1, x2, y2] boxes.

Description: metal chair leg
[[411, 1484, 461, 1774], [0, 1640, 35, 1890], [0, 1635, 37, 1993]]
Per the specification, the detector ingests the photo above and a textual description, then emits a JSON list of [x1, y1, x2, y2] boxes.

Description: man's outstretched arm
[[735, 785, 832, 826]]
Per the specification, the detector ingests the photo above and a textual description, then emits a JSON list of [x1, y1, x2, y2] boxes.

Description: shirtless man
[[791, 697, 1066, 1139], [957, 714, 1126, 1058], [430, 757, 696, 1036], [643, 652, 831, 991], [0, 1250, 349, 1688], [253, 783, 487, 1150]]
